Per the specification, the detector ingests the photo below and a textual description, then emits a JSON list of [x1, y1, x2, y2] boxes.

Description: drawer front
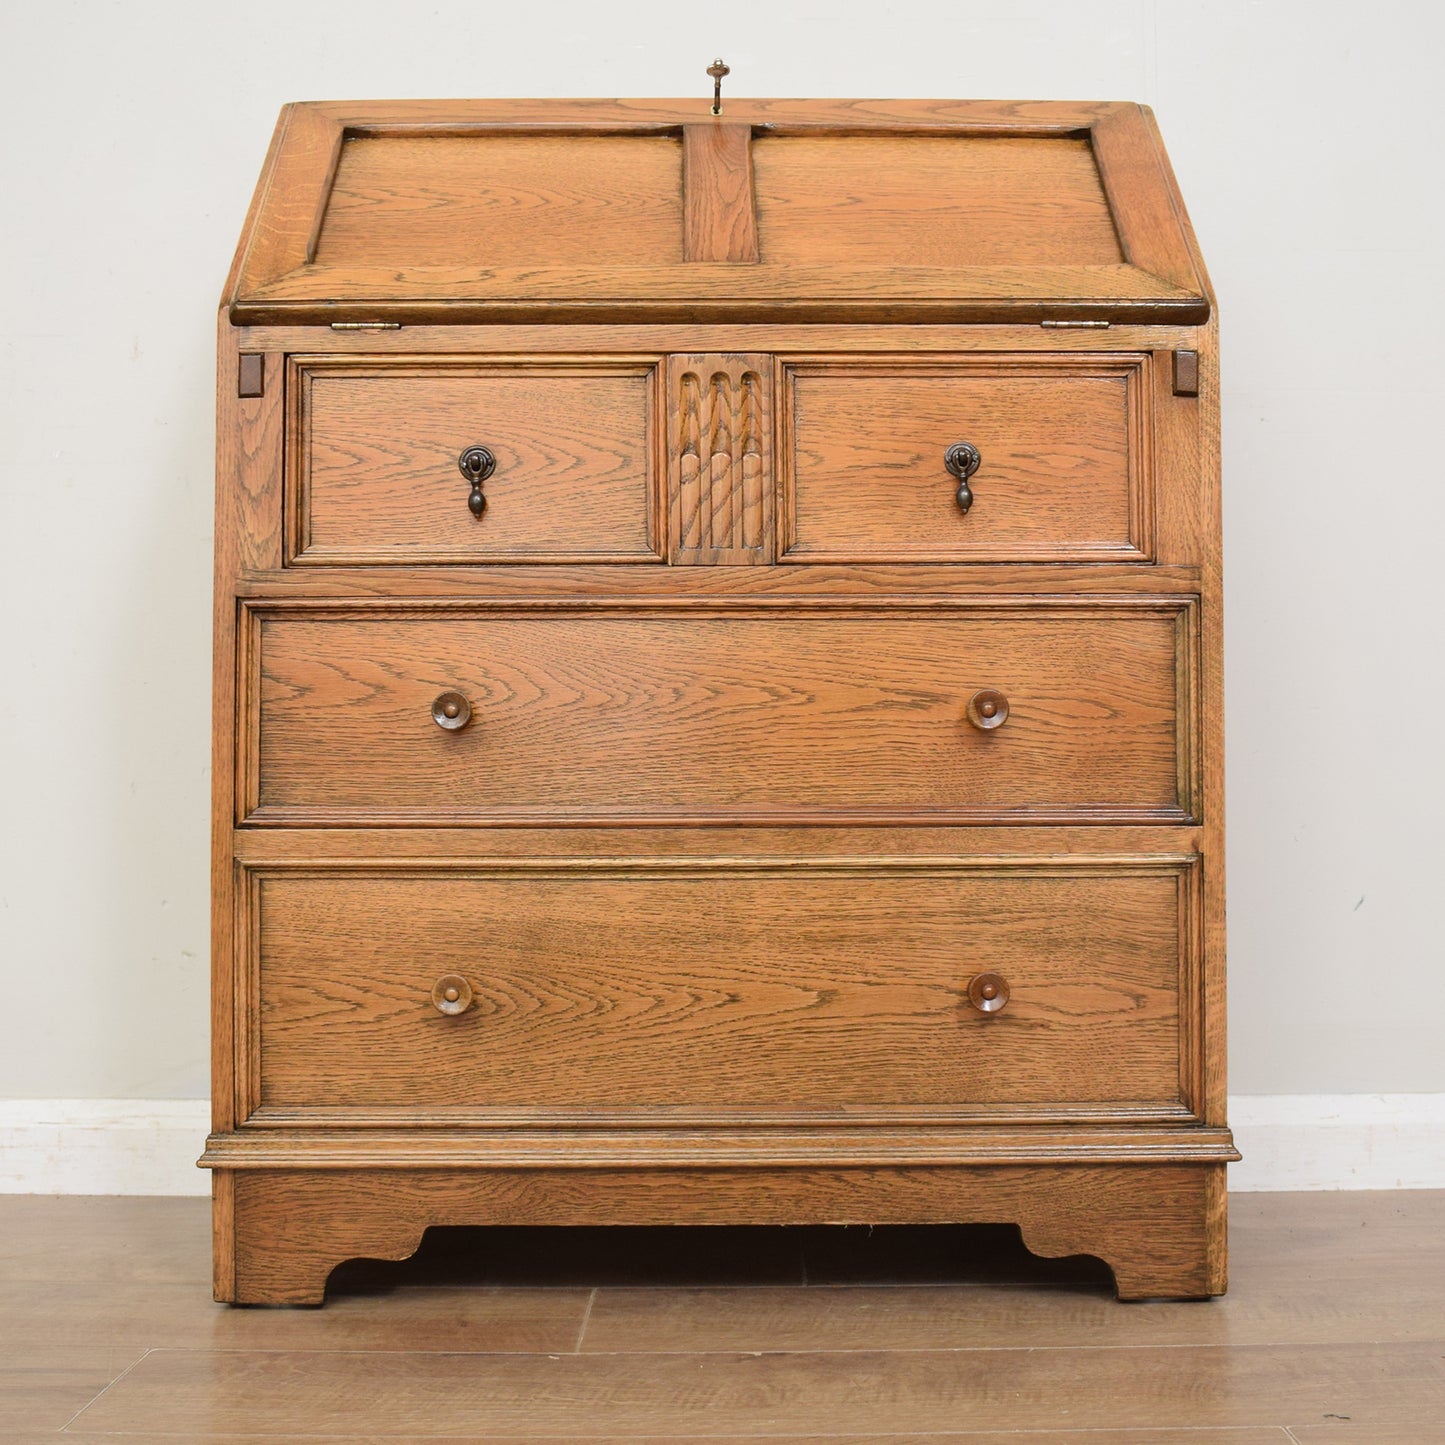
[[288, 359, 661, 564], [781, 356, 1151, 563], [248, 859, 1197, 1119], [246, 603, 1195, 825]]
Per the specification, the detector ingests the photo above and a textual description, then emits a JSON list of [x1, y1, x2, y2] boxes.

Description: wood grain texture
[[225, 102, 1208, 325], [667, 353, 772, 562], [231, 821, 1206, 863], [213, 98, 1228, 1307], [1091, 105, 1208, 297], [0, 1278, 590, 1358], [244, 318, 1207, 355], [290, 358, 661, 564], [753, 133, 1122, 267], [249, 861, 1190, 1115], [237, 259, 1204, 327], [683, 123, 758, 262], [214, 1164, 1226, 1304], [0, 1348, 146, 1434], [230, 103, 343, 305], [247, 602, 1192, 824], [82, 1334, 1441, 1435], [314, 133, 685, 268], [781, 354, 1152, 563], [202, 1124, 1235, 1171]]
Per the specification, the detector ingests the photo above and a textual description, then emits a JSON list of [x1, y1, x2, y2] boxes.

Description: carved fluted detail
[[667, 354, 773, 564]]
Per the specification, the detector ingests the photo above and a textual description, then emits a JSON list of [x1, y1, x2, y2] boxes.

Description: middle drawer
[[244, 602, 1195, 825]]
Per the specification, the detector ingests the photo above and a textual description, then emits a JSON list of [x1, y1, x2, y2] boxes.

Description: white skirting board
[[0, 1096, 1442, 1196]]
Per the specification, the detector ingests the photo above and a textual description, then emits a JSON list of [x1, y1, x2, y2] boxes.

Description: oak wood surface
[[782, 354, 1150, 563], [249, 604, 1190, 824], [211, 96, 1228, 1308], [291, 358, 660, 564], [314, 132, 686, 268], [238, 260, 1205, 327], [231, 821, 1206, 861], [219, 1164, 1225, 1304], [252, 863, 1188, 1114], [753, 133, 1122, 267], [667, 353, 773, 563], [683, 123, 758, 263], [245, 319, 1207, 352], [226, 100, 1209, 325]]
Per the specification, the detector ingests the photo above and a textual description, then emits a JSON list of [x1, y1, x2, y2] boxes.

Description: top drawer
[[286, 358, 662, 565], [780, 355, 1153, 564]]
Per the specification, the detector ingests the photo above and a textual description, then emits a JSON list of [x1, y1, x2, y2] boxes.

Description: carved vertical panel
[[667, 354, 773, 564]]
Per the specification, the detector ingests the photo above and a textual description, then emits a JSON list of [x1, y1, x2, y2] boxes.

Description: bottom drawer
[[247, 857, 1198, 1120]]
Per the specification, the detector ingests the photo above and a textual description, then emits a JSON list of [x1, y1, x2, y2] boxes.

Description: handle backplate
[[459, 445, 496, 517], [944, 441, 982, 513]]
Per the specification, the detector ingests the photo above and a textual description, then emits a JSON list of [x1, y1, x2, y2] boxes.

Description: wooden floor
[[1, 1192, 1441, 1440]]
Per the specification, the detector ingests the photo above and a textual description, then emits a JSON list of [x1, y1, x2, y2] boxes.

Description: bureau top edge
[[225, 99, 1212, 326]]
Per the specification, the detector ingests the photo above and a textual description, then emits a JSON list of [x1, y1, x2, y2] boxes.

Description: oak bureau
[[202, 95, 1237, 1303]]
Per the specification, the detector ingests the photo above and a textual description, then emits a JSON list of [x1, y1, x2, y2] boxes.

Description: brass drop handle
[[966, 689, 1009, 730], [431, 974, 474, 1016], [967, 972, 1010, 1014], [945, 441, 982, 513], [459, 445, 496, 517], [431, 691, 472, 731]]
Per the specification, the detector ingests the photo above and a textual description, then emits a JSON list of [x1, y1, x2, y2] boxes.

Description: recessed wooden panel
[[252, 860, 1190, 1115], [228, 103, 1209, 325], [247, 602, 1192, 825], [754, 134, 1122, 268], [288, 360, 661, 565], [313, 133, 685, 268], [781, 356, 1151, 564]]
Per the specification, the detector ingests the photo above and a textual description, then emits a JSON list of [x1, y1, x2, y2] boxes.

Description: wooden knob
[[967, 972, 1010, 1013], [966, 689, 1009, 730], [431, 974, 473, 1016], [431, 692, 472, 731]]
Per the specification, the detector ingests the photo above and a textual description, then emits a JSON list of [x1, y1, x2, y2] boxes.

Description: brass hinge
[[329, 321, 402, 331], [1040, 319, 1111, 329]]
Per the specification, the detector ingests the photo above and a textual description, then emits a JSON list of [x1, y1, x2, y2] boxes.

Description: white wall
[[2, 0, 1442, 1107]]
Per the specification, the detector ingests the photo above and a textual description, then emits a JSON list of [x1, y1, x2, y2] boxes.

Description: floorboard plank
[[0, 1196, 209, 1284], [0, 1433, 1300, 1444], [0, 1279, 592, 1360], [67, 1342, 1445, 1435], [1288, 1430, 1445, 1443], [0, 1348, 144, 1433]]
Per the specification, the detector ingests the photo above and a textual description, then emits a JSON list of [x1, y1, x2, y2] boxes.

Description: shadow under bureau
[[203, 96, 1236, 1303]]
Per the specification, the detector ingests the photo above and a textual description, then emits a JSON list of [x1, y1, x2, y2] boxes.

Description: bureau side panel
[[213, 321, 285, 1135]]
